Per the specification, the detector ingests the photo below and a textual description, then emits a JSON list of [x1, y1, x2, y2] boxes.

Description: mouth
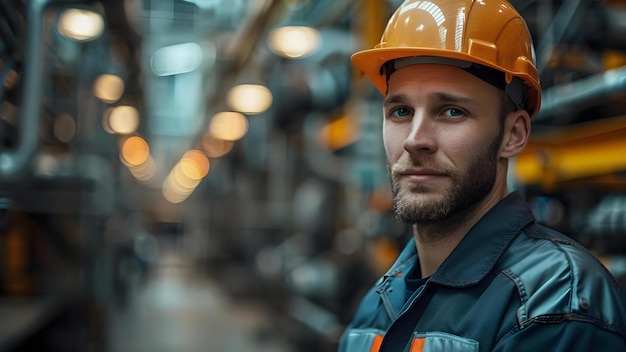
[[396, 169, 448, 182]]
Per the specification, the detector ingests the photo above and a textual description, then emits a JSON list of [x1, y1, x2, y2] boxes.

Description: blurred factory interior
[[1, 0, 626, 351]]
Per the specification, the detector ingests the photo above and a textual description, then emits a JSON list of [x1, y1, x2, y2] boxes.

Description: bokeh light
[[93, 74, 125, 103], [209, 112, 248, 141], [180, 150, 210, 180], [268, 26, 321, 58], [121, 136, 149, 166], [109, 105, 139, 135], [58, 8, 105, 42], [226, 84, 273, 114]]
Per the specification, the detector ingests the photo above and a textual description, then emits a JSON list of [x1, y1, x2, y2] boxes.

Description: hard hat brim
[[351, 47, 541, 118]]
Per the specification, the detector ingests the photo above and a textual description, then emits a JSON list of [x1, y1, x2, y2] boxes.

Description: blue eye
[[391, 107, 411, 118], [443, 108, 465, 118]]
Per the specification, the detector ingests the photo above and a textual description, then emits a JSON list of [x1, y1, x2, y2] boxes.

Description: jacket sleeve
[[493, 320, 626, 352]]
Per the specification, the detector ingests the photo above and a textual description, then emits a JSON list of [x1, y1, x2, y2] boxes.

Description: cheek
[[449, 130, 499, 161], [440, 129, 486, 162], [383, 125, 406, 158]]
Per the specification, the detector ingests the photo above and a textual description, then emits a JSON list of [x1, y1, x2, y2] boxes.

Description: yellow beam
[[515, 115, 626, 189]]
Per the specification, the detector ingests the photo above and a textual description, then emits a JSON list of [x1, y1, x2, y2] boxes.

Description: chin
[[394, 191, 450, 222]]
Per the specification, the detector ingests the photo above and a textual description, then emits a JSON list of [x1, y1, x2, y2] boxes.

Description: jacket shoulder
[[500, 223, 626, 335]]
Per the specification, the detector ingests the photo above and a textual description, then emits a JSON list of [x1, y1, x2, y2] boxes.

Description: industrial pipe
[[0, 0, 49, 179], [535, 65, 626, 124]]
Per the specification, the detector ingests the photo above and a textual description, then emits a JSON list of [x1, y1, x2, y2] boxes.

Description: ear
[[500, 110, 531, 159]]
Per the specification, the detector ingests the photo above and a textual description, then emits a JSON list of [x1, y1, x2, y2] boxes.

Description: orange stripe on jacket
[[410, 337, 426, 352], [370, 334, 383, 352]]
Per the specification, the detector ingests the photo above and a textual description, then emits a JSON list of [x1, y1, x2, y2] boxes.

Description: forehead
[[386, 63, 501, 98]]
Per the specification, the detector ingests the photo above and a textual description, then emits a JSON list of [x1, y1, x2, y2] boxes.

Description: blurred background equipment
[[0, 0, 624, 351]]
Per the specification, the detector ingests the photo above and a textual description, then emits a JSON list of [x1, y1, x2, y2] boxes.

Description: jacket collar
[[384, 192, 536, 287], [429, 191, 536, 287]]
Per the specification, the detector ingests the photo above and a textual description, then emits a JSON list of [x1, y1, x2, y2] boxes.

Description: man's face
[[383, 63, 505, 224]]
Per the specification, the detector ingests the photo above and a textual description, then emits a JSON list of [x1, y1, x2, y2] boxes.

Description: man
[[339, 0, 626, 351]]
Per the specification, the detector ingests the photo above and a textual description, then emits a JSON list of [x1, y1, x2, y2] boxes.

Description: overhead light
[[150, 42, 203, 76], [162, 151, 210, 204], [108, 105, 139, 135], [120, 136, 150, 166], [209, 112, 248, 141], [226, 84, 273, 114], [93, 74, 125, 103], [58, 8, 105, 42], [179, 150, 210, 180], [268, 25, 321, 59]]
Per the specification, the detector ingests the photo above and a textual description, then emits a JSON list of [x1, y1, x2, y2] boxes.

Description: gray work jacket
[[339, 192, 626, 352]]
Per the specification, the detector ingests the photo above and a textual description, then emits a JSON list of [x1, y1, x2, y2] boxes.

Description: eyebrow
[[383, 92, 480, 107], [383, 93, 410, 106]]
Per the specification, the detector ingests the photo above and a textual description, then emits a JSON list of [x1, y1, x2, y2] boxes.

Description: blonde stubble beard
[[388, 133, 501, 227]]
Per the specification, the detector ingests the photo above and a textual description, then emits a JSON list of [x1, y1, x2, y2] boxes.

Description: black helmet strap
[[382, 56, 526, 111]]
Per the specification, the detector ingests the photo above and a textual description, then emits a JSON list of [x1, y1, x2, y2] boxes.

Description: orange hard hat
[[351, 0, 542, 118]]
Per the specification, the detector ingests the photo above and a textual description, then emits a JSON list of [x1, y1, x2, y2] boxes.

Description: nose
[[403, 114, 437, 155]]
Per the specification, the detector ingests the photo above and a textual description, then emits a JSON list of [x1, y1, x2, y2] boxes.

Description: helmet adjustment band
[[382, 56, 527, 112]]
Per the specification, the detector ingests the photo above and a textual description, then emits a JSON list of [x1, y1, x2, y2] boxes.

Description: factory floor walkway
[[106, 249, 291, 352]]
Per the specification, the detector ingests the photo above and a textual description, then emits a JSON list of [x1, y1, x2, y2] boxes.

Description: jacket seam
[[500, 312, 622, 338], [501, 269, 527, 324]]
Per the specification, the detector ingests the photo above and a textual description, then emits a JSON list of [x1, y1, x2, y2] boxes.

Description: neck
[[413, 187, 509, 278]]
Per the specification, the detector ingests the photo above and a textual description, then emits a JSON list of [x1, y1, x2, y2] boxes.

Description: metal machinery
[[0, 0, 624, 351]]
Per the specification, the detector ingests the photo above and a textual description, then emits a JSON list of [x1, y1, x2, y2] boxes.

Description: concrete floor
[[106, 252, 291, 352]]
